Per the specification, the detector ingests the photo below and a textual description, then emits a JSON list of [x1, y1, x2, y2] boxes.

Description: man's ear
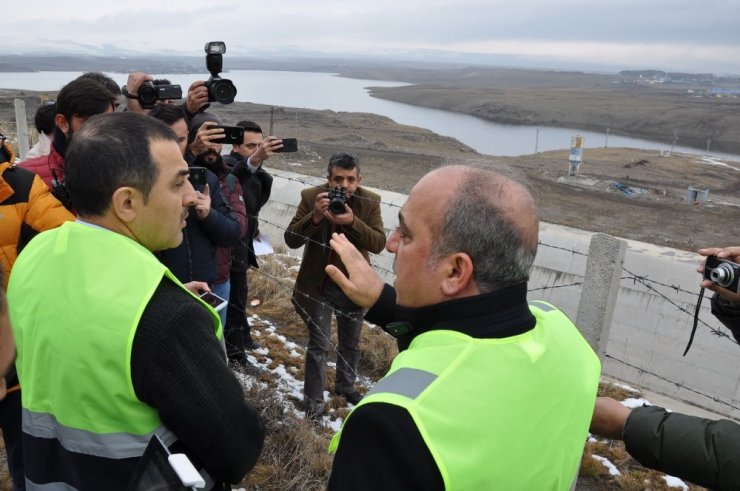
[[440, 252, 475, 297], [54, 114, 70, 135], [110, 187, 140, 223], [356, 175, 363, 186]]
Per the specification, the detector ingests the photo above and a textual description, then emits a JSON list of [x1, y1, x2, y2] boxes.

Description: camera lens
[[138, 82, 158, 108], [710, 264, 735, 288], [211, 79, 237, 104]]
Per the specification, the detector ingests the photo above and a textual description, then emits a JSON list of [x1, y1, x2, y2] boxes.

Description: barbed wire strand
[[604, 353, 740, 412]]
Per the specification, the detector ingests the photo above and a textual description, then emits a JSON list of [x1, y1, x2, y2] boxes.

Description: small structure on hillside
[[686, 186, 709, 205], [568, 135, 585, 176]]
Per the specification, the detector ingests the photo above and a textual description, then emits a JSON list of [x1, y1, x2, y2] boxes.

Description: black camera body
[[328, 186, 348, 214], [137, 81, 182, 109], [204, 41, 237, 105], [704, 256, 740, 293]]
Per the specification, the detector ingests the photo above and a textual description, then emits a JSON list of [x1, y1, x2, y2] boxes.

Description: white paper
[[253, 233, 274, 256]]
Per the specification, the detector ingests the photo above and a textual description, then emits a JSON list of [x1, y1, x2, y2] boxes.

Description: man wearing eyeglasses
[[221, 121, 277, 366]]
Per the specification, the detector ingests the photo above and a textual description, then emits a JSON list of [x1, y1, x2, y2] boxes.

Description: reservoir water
[[3, 70, 738, 161]]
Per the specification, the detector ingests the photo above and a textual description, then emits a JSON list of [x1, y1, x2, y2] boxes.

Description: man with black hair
[[8, 112, 264, 489], [157, 112, 243, 316], [285, 152, 385, 418], [21, 78, 117, 196], [25, 101, 56, 159], [77, 71, 122, 110], [222, 120, 278, 361]]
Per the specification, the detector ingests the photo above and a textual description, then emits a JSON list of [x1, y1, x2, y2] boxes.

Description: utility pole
[[604, 128, 610, 148], [670, 129, 678, 155], [706, 136, 712, 153], [534, 128, 540, 154]]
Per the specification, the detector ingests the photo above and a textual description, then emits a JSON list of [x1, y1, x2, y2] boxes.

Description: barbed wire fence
[[250, 171, 740, 414]]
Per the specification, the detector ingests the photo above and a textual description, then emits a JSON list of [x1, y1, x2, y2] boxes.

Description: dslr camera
[[123, 80, 182, 110], [204, 41, 237, 105], [704, 256, 740, 293], [328, 186, 348, 214]]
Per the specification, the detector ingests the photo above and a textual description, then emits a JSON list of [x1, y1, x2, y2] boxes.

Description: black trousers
[[0, 389, 25, 490], [225, 269, 251, 358]]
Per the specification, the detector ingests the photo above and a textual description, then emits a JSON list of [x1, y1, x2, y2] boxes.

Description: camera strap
[[121, 86, 139, 100], [683, 287, 705, 356]]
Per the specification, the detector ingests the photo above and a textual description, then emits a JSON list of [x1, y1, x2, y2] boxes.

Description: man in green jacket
[[590, 245, 740, 491]]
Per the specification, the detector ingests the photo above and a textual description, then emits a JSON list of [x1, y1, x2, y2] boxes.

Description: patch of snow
[[697, 156, 740, 172], [621, 397, 651, 409], [592, 455, 621, 476], [662, 475, 689, 490], [289, 349, 301, 358]]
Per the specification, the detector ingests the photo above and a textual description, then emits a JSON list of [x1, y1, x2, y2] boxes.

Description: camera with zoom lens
[[122, 81, 182, 110], [704, 255, 740, 293], [139, 81, 182, 109], [328, 186, 348, 214], [204, 41, 237, 105]]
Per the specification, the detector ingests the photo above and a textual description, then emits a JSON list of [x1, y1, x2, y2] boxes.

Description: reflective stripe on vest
[[365, 368, 437, 400], [330, 302, 601, 490], [23, 409, 176, 460]]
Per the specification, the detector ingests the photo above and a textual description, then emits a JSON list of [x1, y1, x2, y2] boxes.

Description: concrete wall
[[260, 169, 739, 418]]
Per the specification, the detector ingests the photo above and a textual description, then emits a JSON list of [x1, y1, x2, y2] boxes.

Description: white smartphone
[[199, 291, 228, 312]]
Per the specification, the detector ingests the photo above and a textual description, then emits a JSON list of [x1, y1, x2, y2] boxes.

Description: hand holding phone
[[199, 291, 228, 312], [211, 125, 244, 145], [275, 138, 298, 153]]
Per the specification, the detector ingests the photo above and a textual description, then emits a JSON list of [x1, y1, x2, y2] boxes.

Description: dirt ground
[[1, 92, 738, 252]]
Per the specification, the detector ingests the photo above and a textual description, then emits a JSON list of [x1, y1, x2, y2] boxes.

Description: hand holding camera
[[698, 246, 740, 303], [123, 72, 182, 111]]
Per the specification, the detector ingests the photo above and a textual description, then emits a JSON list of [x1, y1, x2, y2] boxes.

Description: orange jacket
[[0, 143, 74, 290]]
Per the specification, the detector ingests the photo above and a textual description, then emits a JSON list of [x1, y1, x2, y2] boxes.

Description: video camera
[[122, 81, 182, 110], [204, 41, 237, 105]]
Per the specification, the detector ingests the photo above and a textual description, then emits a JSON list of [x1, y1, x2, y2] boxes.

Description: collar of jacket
[[0, 141, 14, 165], [392, 283, 536, 349], [51, 126, 70, 158]]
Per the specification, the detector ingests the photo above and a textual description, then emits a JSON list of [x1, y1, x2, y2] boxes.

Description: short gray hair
[[427, 170, 536, 293]]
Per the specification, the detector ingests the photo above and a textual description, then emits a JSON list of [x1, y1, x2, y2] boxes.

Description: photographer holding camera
[[285, 152, 385, 419], [590, 245, 740, 490]]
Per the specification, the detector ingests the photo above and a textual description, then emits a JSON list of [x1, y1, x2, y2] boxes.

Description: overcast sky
[[3, 0, 740, 74]]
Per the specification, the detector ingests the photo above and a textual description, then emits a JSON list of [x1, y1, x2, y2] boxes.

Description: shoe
[[334, 390, 363, 405]]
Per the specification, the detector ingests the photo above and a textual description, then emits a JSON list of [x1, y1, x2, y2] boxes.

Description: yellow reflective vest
[[331, 300, 601, 490]]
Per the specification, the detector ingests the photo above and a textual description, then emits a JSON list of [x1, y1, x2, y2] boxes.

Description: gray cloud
[[2, 0, 739, 73]]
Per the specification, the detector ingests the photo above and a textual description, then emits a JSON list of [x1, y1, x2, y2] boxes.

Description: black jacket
[[225, 152, 273, 272], [328, 284, 536, 490], [158, 167, 240, 284]]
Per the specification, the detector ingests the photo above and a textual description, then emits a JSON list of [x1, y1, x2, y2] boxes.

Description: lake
[[2, 70, 738, 160]]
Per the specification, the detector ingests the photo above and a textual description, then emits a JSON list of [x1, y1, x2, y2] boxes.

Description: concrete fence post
[[14, 99, 29, 160], [576, 233, 627, 360]]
